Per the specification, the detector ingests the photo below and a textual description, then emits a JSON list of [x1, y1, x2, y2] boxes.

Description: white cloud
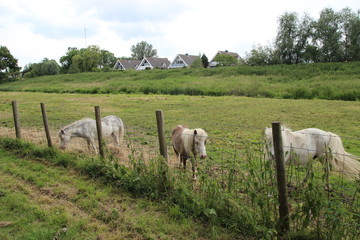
[[0, 0, 359, 68]]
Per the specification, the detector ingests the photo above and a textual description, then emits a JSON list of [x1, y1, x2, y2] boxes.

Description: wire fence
[[2, 101, 360, 180], [3, 100, 360, 172], [1, 100, 360, 237]]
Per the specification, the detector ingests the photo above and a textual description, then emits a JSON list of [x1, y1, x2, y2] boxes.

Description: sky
[[1, 0, 359, 68]]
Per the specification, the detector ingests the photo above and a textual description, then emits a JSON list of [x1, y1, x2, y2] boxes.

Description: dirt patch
[[0, 126, 183, 171]]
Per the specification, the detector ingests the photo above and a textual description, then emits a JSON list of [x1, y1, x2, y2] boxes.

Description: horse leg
[[86, 139, 92, 152], [112, 132, 120, 147], [119, 127, 124, 146], [89, 138, 98, 154], [190, 157, 196, 180], [182, 156, 187, 170], [177, 153, 182, 168]]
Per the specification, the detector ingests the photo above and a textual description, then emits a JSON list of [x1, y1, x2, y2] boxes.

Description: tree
[[0, 46, 21, 82], [60, 47, 80, 73], [213, 54, 238, 67], [68, 54, 83, 73], [314, 8, 342, 62], [347, 11, 360, 60], [201, 54, 209, 68], [275, 12, 298, 64], [81, 45, 102, 72], [60, 45, 116, 73], [130, 41, 157, 60], [24, 58, 60, 78], [338, 8, 360, 61], [294, 14, 315, 63], [100, 50, 117, 69], [40, 58, 60, 75], [245, 44, 279, 65], [190, 56, 204, 68]]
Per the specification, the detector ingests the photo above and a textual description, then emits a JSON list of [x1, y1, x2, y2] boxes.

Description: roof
[[114, 59, 141, 70], [168, 54, 199, 68], [177, 54, 198, 66], [210, 50, 241, 62], [146, 57, 171, 68]]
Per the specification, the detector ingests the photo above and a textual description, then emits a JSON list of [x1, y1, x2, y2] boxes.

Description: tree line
[[1, 7, 359, 82], [246, 7, 360, 65]]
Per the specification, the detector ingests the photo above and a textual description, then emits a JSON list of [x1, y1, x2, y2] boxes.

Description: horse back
[[171, 125, 190, 158]]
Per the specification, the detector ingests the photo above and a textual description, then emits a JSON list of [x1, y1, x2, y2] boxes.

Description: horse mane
[[264, 125, 292, 138], [61, 117, 94, 131], [281, 125, 292, 132]]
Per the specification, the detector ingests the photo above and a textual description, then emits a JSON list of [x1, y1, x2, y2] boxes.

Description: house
[[113, 59, 141, 70], [136, 57, 170, 70], [168, 54, 199, 69], [209, 50, 242, 68]]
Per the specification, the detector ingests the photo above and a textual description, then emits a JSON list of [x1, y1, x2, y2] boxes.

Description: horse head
[[193, 129, 208, 159], [264, 127, 275, 161], [58, 129, 70, 149]]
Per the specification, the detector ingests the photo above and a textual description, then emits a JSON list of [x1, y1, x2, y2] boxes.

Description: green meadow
[[0, 91, 359, 154], [0, 63, 359, 239], [1, 61, 360, 100]]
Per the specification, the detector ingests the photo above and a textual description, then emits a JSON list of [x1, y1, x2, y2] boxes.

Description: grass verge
[[0, 138, 242, 240], [1, 137, 359, 239]]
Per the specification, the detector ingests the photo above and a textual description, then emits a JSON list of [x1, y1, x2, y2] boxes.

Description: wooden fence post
[[155, 110, 168, 161], [40, 103, 53, 147], [11, 100, 21, 139], [272, 121, 290, 234], [95, 106, 104, 158]]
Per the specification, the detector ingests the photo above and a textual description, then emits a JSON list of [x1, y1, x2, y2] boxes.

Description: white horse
[[100, 115, 125, 147], [171, 125, 208, 180], [265, 127, 360, 179], [58, 115, 125, 154]]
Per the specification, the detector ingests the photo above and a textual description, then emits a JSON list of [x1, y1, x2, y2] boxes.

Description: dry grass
[[0, 126, 182, 170]]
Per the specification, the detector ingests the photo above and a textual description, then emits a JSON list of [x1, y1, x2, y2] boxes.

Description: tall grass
[[1, 62, 359, 101], [1, 137, 358, 239]]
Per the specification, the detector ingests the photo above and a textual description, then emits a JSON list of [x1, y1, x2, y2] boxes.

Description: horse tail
[[328, 133, 360, 179]]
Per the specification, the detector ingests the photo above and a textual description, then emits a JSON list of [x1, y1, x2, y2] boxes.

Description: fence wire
[[1, 102, 359, 237]]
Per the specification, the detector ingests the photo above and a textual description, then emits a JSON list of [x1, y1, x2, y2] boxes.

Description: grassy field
[[1, 91, 359, 154], [0, 64, 359, 239], [0, 148, 243, 240], [1, 62, 360, 100]]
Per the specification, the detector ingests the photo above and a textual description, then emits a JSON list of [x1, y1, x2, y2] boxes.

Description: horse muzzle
[[200, 154, 207, 159]]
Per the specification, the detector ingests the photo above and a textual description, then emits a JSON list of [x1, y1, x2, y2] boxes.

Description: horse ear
[[60, 129, 65, 134], [194, 130, 197, 135]]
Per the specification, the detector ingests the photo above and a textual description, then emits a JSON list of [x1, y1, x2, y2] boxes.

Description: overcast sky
[[1, 0, 359, 68]]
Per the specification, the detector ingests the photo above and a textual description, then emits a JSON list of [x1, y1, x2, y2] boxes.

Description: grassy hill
[[1, 62, 360, 100]]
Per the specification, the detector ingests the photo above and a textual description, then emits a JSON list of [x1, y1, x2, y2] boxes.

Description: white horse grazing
[[58, 115, 125, 154], [171, 125, 208, 180], [101, 115, 125, 147], [265, 127, 360, 179]]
